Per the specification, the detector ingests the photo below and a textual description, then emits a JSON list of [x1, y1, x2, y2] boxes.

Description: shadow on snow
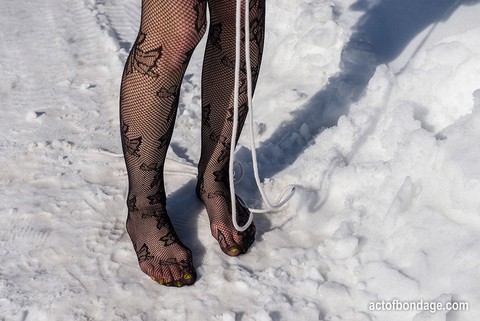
[[256, 0, 476, 178]]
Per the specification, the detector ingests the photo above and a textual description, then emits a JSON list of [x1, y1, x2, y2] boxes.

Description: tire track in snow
[[56, 0, 124, 152], [94, 0, 141, 54], [1, 1, 128, 319], [0, 0, 71, 262], [1, 0, 121, 150], [3, 224, 51, 251]]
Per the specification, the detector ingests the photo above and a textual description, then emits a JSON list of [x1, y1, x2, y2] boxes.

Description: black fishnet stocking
[[120, 0, 265, 286], [196, 0, 265, 256], [120, 0, 207, 287]]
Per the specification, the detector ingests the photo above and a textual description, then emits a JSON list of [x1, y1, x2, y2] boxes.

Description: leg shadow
[[166, 176, 272, 265], [257, 0, 471, 178], [165, 180, 207, 273]]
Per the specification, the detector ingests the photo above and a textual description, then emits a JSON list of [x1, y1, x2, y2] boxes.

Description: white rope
[[229, 0, 246, 231], [229, 0, 295, 232], [101, 0, 296, 233]]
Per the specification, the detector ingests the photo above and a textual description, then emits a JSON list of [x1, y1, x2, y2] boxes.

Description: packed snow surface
[[1, 0, 480, 320]]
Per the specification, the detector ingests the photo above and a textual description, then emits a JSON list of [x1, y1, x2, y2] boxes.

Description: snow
[[1, 0, 480, 320]]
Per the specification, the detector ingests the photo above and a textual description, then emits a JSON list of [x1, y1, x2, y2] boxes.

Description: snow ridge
[[1, 0, 480, 320]]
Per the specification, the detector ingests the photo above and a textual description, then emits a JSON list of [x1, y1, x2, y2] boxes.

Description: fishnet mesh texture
[[196, 0, 265, 255], [119, 0, 265, 286]]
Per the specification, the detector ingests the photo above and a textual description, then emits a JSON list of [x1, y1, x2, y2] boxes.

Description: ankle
[[196, 175, 230, 201]]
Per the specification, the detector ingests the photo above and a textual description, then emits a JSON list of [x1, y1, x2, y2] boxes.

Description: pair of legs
[[119, 0, 265, 286]]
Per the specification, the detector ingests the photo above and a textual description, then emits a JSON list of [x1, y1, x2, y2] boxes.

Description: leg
[[197, 0, 266, 255], [120, 0, 207, 286]]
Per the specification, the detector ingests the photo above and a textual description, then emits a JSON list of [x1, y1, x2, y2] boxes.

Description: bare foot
[[126, 205, 196, 286]]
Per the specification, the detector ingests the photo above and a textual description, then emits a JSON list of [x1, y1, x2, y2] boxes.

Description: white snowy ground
[[1, 0, 480, 320]]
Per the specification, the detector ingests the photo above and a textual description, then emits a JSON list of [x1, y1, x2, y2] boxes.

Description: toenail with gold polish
[[158, 279, 164, 285], [229, 246, 239, 253], [176, 281, 183, 287], [151, 276, 156, 281], [184, 273, 192, 280]]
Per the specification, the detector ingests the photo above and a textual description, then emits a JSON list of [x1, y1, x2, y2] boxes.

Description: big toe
[[213, 225, 256, 256], [168, 259, 197, 287], [141, 258, 196, 287]]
